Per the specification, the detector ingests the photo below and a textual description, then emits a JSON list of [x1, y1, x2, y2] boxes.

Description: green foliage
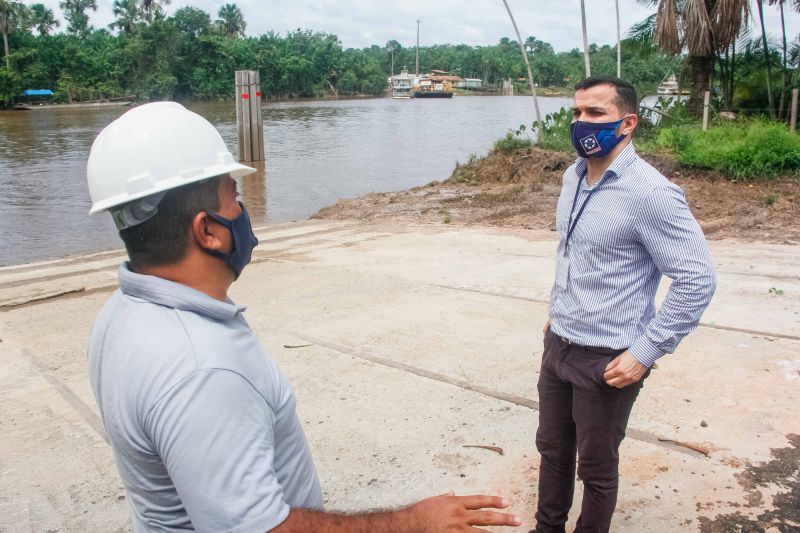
[[0, 65, 21, 104], [172, 6, 210, 37], [2, 8, 692, 106], [656, 120, 800, 179], [28, 4, 59, 35], [59, 0, 97, 38], [536, 107, 573, 152], [215, 3, 245, 38], [0, 3, 791, 116], [109, 0, 140, 34], [494, 131, 532, 153]]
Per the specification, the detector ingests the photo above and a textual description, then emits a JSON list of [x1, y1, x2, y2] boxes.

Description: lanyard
[[565, 173, 606, 250]]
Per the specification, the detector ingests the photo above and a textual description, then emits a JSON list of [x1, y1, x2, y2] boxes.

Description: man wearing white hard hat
[[86, 102, 520, 532]]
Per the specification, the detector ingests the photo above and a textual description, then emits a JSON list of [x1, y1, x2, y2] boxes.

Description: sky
[[31, 0, 800, 53]]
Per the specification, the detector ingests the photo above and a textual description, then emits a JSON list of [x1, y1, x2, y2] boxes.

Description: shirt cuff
[[629, 337, 665, 368]]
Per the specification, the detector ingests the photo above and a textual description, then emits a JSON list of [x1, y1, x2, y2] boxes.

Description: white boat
[[657, 73, 683, 95], [390, 68, 414, 99]]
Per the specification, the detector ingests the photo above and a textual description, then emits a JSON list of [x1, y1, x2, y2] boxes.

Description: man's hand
[[603, 350, 647, 388], [273, 493, 520, 532], [406, 492, 521, 532], [543, 319, 551, 335]]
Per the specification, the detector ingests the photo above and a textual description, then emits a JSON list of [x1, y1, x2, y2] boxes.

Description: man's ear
[[622, 114, 639, 136], [190, 212, 225, 252]]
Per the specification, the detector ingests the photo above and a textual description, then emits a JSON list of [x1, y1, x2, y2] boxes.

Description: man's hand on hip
[[543, 319, 551, 335], [603, 350, 647, 388]]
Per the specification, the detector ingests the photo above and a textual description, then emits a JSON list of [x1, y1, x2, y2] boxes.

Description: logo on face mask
[[579, 134, 601, 155]]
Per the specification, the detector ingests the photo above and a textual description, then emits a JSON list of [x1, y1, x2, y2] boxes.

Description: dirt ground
[[314, 146, 800, 243]]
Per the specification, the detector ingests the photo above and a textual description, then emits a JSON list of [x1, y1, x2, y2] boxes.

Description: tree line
[[0, 0, 796, 115]]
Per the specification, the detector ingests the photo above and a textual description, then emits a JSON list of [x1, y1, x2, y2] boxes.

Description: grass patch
[[494, 132, 532, 153], [536, 107, 573, 152], [655, 119, 800, 180]]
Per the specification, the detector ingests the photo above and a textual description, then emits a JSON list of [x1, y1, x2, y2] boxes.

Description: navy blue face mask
[[570, 116, 631, 158], [203, 202, 258, 280]]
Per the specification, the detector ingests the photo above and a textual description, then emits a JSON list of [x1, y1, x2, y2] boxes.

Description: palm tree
[[0, 0, 13, 69], [637, 0, 750, 116], [29, 3, 59, 35], [0, 0, 27, 68], [109, 0, 139, 34], [525, 36, 536, 54], [140, 0, 170, 23], [215, 3, 245, 38], [59, 0, 97, 37], [755, 0, 775, 117], [766, 0, 800, 117], [500, 0, 542, 131], [580, 0, 591, 76]]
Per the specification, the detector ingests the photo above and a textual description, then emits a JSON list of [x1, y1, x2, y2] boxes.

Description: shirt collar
[[118, 262, 246, 321], [574, 141, 638, 186]]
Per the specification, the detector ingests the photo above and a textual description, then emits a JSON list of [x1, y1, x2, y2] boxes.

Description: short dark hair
[[119, 176, 221, 270], [574, 76, 637, 115]]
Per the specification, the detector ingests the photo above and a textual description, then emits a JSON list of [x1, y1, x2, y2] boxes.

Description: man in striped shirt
[[533, 77, 717, 533]]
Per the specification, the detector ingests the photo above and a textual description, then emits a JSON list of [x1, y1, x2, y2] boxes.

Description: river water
[[0, 95, 572, 266]]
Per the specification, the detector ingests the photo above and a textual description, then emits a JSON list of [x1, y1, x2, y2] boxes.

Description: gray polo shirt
[[88, 263, 323, 532]]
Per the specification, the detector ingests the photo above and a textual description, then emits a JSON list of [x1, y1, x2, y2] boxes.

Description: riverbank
[[1, 221, 798, 531], [314, 146, 800, 243]]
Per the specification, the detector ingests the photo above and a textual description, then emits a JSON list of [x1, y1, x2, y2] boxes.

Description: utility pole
[[390, 46, 395, 76], [415, 19, 421, 75], [580, 0, 591, 77], [615, 0, 621, 77]]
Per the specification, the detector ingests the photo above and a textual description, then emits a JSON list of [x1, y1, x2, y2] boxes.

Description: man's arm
[[273, 494, 520, 532], [605, 185, 716, 387], [149, 370, 520, 532]]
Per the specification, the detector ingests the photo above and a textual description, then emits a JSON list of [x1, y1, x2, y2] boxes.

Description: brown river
[[0, 96, 572, 266]]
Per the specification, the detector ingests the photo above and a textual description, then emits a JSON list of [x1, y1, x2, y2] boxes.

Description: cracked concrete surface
[[1, 220, 798, 532]]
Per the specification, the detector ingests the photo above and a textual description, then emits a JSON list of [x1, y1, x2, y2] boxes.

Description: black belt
[[556, 334, 625, 356]]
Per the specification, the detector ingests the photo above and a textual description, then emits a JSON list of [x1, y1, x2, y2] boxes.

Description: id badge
[[555, 245, 570, 289]]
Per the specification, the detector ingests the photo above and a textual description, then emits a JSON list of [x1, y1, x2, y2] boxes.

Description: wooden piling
[[702, 91, 710, 131], [791, 89, 798, 133], [235, 70, 264, 162]]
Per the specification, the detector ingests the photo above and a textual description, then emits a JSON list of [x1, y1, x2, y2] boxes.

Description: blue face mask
[[203, 202, 258, 280], [570, 116, 630, 158]]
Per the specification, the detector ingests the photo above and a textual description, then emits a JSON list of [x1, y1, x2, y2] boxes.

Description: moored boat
[[14, 100, 133, 110], [13, 89, 134, 110], [413, 76, 453, 99], [390, 68, 414, 99], [656, 73, 688, 96]]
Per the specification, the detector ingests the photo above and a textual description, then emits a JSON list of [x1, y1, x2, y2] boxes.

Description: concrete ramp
[[1, 222, 798, 531]]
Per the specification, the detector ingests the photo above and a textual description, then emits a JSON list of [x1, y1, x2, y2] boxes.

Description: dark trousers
[[533, 329, 650, 533]]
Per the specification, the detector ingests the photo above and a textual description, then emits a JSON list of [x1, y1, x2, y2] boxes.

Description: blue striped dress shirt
[[549, 142, 717, 367]]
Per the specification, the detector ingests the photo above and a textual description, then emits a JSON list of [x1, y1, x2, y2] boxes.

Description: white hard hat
[[87, 101, 255, 215]]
